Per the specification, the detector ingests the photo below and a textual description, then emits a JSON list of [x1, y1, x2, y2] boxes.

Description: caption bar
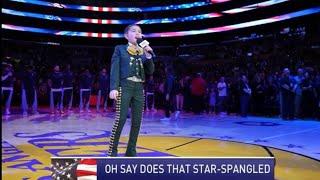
[[51, 157, 275, 180]]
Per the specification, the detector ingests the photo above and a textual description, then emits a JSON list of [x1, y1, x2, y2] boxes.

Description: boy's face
[[125, 25, 142, 45]]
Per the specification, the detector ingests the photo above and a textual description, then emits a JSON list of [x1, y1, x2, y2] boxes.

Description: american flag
[[51, 158, 97, 180]]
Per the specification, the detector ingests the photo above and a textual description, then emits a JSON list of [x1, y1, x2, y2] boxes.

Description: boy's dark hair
[[124, 24, 140, 34]]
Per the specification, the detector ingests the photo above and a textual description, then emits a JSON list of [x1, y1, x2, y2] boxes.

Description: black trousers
[[217, 96, 227, 113], [146, 92, 154, 110], [192, 95, 204, 114], [108, 80, 144, 157], [254, 93, 265, 115], [63, 89, 73, 107], [164, 96, 174, 118], [24, 88, 35, 106], [281, 93, 294, 119], [53, 92, 62, 108], [240, 95, 250, 117], [82, 91, 90, 103]]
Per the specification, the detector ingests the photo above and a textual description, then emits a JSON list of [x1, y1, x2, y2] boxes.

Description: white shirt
[[217, 82, 227, 97]]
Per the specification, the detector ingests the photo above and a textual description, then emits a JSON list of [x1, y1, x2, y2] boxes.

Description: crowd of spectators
[[2, 35, 319, 119]]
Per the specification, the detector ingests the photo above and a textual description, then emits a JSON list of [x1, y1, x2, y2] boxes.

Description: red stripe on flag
[[87, 32, 92, 37], [98, 19, 102, 24], [76, 170, 97, 177], [79, 159, 97, 165], [98, 7, 103, 12], [88, 6, 93, 11]]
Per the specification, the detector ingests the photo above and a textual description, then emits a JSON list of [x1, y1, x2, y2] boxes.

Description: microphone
[[137, 38, 156, 57]]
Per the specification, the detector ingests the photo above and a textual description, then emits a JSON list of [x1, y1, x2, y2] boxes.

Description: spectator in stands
[[63, 64, 74, 112], [175, 76, 185, 114], [239, 75, 252, 117], [2, 62, 14, 115], [48, 65, 64, 114], [217, 76, 228, 116], [145, 75, 155, 111], [301, 71, 316, 119], [96, 68, 109, 112], [161, 67, 175, 120], [191, 73, 207, 114], [279, 68, 295, 120], [293, 68, 304, 119], [79, 68, 93, 113], [21, 65, 39, 115]]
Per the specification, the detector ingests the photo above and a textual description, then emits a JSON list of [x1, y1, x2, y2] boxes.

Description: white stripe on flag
[[77, 175, 97, 180], [77, 164, 97, 172]]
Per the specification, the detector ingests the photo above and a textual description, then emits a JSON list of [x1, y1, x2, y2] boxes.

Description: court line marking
[[166, 138, 202, 151], [262, 146, 275, 157]]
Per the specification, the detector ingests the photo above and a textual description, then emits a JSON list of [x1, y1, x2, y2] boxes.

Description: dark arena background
[[1, 0, 320, 179]]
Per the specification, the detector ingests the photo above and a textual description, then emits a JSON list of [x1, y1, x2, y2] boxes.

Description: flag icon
[[76, 159, 97, 180], [51, 158, 97, 180]]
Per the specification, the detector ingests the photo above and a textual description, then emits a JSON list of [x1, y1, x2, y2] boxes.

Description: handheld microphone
[[137, 38, 156, 57]]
